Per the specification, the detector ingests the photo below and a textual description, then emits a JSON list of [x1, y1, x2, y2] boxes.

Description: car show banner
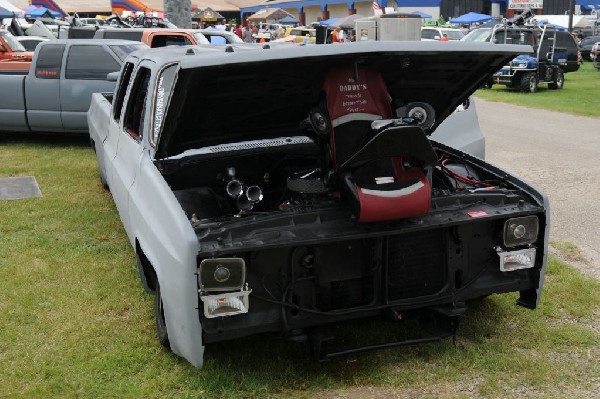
[[508, 0, 543, 9]]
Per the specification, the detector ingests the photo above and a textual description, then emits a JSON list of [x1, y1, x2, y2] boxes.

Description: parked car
[[88, 41, 549, 368], [282, 27, 316, 43], [578, 35, 600, 61], [0, 39, 147, 133], [15, 35, 50, 51], [421, 27, 464, 41]]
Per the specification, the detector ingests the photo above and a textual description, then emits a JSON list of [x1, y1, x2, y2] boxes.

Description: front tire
[[548, 69, 564, 90], [155, 281, 170, 349], [520, 72, 538, 93], [482, 77, 494, 89]]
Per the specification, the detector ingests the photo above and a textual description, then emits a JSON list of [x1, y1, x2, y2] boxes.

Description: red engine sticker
[[468, 211, 488, 218]]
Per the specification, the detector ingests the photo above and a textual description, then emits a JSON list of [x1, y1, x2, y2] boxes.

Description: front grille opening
[[387, 230, 446, 301], [316, 276, 375, 311]]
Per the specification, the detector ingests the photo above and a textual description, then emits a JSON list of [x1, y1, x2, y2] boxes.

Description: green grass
[[551, 240, 589, 264], [475, 61, 600, 118], [1, 135, 599, 398]]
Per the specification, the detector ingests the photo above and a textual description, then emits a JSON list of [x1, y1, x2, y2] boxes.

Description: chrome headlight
[[512, 61, 528, 68], [199, 258, 245, 292], [503, 216, 539, 247]]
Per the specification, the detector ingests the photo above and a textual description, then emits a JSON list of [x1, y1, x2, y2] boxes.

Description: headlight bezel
[[503, 216, 539, 248], [198, 258, 246, 292]]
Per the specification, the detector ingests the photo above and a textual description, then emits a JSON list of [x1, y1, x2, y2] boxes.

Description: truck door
[[60, 44, 121, 132], [110, 65, 152, 238], [102, 61, 135, 189], [24, 43, 65, 132]]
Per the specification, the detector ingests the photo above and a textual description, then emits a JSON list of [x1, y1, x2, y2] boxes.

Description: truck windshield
[[461, 28, 492, 42], [493, 29, 534, 45], [0, 31, 27, 52], [109, 44, 148, 61], [442, 30, 465, 40]]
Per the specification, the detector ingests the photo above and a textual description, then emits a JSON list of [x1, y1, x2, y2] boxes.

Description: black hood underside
[[156, 42, 530, 158]]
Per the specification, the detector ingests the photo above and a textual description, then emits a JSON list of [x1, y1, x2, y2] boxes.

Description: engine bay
[[159, 133, 521, 225]]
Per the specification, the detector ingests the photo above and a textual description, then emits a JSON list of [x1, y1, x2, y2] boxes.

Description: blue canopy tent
[[24, 6, 60, 19], [319, 17, 340, 26], [277, 15, 301, 24], [411, 11, 432, 18], [451, 12, 493, 24]]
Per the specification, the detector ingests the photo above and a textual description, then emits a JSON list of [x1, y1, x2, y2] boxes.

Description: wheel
[[155, 281, 171, 348], [481, 77, 494, 89], [98, 167, 109, 190], [548, 69, 564, 90], [90, 139, 109, 190], [520, 73, 538, 93]]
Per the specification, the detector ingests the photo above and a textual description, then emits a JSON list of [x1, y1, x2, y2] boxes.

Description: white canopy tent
[[536, 14, 593, 29], [0, 0, 23, 15]]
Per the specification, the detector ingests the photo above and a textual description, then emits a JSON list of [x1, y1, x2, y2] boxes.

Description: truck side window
[[421, 30, 435, 40], [35, 44, 66, 79], [113, 62, 134, 122], [152, 64, 178, 145], [123, 67, 151, 140], [65, 45, 121, 80]]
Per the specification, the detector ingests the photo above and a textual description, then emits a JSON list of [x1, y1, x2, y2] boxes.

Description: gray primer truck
[[0, 39, 146, 134]]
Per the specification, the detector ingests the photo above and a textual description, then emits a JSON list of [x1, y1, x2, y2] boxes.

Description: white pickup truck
[[88, 42, 549, 367]]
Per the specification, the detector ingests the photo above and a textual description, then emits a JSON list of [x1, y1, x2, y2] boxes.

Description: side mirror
[[434, 35, 440, 40], [106, 71, 120, 82]]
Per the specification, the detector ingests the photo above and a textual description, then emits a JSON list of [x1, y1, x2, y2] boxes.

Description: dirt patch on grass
[[311, 382, 482, 399], [550, 241, 600, 281]]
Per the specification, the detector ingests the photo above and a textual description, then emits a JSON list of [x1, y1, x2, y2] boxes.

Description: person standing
[[242, 26, 254, 43], [331, 27, 342, 43]]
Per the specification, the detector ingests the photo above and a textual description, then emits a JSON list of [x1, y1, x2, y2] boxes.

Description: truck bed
[[0, 74, 28, 132]]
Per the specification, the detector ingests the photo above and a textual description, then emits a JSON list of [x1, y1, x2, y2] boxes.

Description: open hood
[[155, 41, 530, 159]]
